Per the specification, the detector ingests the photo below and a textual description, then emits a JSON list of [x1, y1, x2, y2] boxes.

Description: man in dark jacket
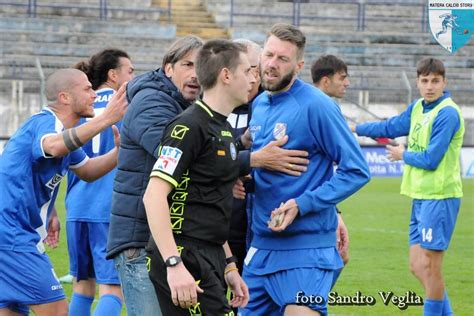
[[106, 36, 204, 316]]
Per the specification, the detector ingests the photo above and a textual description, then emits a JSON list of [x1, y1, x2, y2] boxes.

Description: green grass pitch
[[48, 177, 474, 315]]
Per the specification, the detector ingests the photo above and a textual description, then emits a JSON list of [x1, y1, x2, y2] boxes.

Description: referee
[[143, 39, 255, 315]]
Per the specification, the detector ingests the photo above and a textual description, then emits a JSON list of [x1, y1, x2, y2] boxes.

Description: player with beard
[[240, 24, 370, 316]]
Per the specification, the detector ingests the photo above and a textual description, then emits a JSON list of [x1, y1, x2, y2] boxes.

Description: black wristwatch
[[165, 256, 182, 267], [225, 255, 238, 265]]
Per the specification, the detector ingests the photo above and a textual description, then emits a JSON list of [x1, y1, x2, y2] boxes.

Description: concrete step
[[0, 16, 176, 38], [0, 29, 176, 48], [176, 27, 229, 39], [0, 6, 164, 21]]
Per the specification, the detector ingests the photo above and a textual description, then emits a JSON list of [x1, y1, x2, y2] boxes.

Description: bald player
[[0, 68, 128, 316]]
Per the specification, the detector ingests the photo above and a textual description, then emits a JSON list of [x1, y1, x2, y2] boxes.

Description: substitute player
[[353, 58, 463, 316], [143, 39, 255, 315], [0, 68, 128, 315], [65, 49, 134, 316]]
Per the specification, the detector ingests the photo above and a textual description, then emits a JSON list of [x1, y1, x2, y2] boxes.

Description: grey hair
[[162, 35, 204, 68], [233, 38, 262, 56]]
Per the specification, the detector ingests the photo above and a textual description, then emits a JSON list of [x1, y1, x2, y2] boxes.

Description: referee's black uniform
[[147, 100, 239, 315]]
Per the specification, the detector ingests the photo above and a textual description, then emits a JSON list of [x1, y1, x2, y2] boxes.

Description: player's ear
[[164, 63, 173, 78], [220, 67, 231, 85], [295, 59, 304, 75], [108, 68, 117, 83]]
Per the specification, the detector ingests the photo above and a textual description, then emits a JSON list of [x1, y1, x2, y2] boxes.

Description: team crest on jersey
[[155, 146, 183, 175], [230, 142, 237, 160], [428, 0, 474, 53], [273, 123, 287, 140]]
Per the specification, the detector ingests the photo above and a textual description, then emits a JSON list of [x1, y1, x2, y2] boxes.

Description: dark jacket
[[228, 103, 251, 243], [106, 68, 192, 259]]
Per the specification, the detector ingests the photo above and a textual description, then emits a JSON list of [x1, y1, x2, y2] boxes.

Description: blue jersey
[[0, 109, 87, 254], [249, 79, 370, 251], [66, 88, 119, 222]]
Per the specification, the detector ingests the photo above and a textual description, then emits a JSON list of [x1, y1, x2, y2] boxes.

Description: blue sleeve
[[403, 106, 460, 170], [295, 98, 371, 215], [355, 102, 415, 139], [31, 115, 59, 161], [126, 90, 182, 159], [68, 148, 88, 168]]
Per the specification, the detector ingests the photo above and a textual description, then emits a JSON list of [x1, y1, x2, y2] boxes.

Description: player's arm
[[222, 242, 249, 308], [388, 106, 461, 169], [42, 83, 127, 158], [70, 125, 120, 182], [44, 205, 60, 248], [296, 100, 371, 215], [353, 102, 414, 139]]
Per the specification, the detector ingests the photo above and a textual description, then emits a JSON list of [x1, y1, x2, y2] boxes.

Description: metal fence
[[229, 0, 428, 31], [0, 0, 171, 21]]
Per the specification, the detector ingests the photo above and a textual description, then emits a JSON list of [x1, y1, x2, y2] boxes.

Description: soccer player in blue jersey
[[0, 68, 128, 316], [240, 23, 370, 316], [352, 58, 463, 316], [66, 49, 134, 316], [311, 54, 351, 286]]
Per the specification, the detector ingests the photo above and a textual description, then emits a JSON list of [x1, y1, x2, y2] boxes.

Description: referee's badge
[[273, 123, 287, 140], [230, 142, 237, 160]]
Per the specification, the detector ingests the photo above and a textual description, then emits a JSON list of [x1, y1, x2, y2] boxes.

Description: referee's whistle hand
[[167, 264, 204, 309]]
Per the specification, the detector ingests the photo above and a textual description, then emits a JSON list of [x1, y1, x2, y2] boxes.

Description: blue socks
[[423, 291, 453, 316], [442, 291, 453, 316], [424, 299, 443, 316], [93, 294, 122, 316], [69, 293, 94, 316]]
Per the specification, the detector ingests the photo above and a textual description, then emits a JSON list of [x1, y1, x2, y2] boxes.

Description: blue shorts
[[67, 221, 119, 284], [409, 198, 460, 251], [0, 250, 65, 314], [240, 267, 333, 316]]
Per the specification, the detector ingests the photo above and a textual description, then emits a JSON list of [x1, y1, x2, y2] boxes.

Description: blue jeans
[[114, 248, 162, 316]]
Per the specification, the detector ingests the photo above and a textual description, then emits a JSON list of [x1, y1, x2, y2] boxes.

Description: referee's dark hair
[[196, 39, 246, 90], [74, 49, 130, 90], [311, 54, 348, 84]]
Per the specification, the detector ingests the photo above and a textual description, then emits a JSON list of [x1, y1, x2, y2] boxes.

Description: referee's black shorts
[[147, 236, 234, 315]]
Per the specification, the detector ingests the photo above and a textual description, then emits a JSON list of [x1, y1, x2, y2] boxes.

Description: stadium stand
[[1, 0, 473, 143]]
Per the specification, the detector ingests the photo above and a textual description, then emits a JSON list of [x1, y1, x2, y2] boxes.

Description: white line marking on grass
[[356, 227, 405, 235]]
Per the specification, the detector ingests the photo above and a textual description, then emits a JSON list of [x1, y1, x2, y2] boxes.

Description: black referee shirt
[[150, 100, 239, 245]]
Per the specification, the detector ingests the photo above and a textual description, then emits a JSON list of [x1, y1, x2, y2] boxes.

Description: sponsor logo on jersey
[[273, 123, 287, 140], [221, 130, 233, 138], [171, 125, 190, 140], [156, 146, 183, 175], [249, 125, 261, 140], [94, 92, 113, 103], [46, 173, 64, 190]]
